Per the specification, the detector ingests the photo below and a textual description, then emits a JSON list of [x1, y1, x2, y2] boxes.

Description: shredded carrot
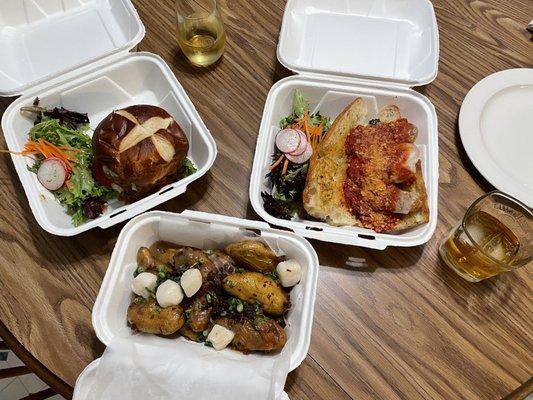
[[1, 138, 79, 171], [303, 111, 311, 143], [269, 153, 285, 171], [311, 121, 324, 150], [281, 158, 289, 176], [314, 121, 324, 137], [292, 119, 303, 130]]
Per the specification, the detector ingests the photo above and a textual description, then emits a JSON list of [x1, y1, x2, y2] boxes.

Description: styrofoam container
[[92, 210, 318, 368], [72, 210, 318, 399], [0, 1, 217, 236], [250, 0, 440, 249]]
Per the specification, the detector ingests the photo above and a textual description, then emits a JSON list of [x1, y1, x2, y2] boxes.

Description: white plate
[[459, 69, 533, 207]]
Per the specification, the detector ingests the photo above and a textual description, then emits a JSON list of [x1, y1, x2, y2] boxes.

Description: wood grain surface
[[0, 0, 532, 399]]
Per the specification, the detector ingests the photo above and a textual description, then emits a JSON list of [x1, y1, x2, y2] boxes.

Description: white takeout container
[[0, 0, 217, 236], [73, 210, 319, 399], [250, 0, 440, 249]]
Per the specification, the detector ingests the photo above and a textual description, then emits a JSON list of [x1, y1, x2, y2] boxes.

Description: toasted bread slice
[[303, 100, 429, 232], [378, 105, 401, 123], [303, 98, 368, 225]]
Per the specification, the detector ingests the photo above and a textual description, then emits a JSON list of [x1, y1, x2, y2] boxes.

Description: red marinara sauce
[[343, 118, 418, 233]]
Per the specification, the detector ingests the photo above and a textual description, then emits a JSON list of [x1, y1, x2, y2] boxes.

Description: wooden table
[[0, 0, 532, 399]]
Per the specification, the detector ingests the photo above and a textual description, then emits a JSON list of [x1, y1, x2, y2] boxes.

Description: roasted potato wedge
[[216, 316, 286, 352], [127, 299, 185, 335], [223, 272, 289, 315], [186, 296, 212, 332], [174, 248, 218, 281], [155, 248, 180, 265], [179, 324, 205, 342], [136, 247, 155, 269], [208, 250, 237, 278], [224, 241, 280, 273]]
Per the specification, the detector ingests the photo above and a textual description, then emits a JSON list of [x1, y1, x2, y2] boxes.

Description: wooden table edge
[[0, 319, 73, 399], [502, 377, 533, 400]]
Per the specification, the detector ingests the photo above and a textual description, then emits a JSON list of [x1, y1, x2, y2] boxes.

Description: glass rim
[[461, 190, 532, 267], [176, 0, 218, 20]]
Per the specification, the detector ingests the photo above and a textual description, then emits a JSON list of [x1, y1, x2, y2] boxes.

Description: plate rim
[[459, 68, 533, 207]]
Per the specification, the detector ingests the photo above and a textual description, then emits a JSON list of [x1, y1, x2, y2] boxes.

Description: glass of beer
[[439, 191, 532, 282], [176, 0, 226, 67]]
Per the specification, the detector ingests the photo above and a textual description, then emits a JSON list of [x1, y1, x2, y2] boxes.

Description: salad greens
[[28, 116, 116, 226], [180, 157, 197, 178], [263, 90, 331, 220]]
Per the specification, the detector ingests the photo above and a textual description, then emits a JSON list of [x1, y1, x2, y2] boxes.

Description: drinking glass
[[176, 0, 226, 67], [439, 191, 532, 282]]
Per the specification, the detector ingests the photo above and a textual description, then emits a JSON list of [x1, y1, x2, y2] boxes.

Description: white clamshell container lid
[[0, 0, 145, 96], [277, 0, 439, 86]]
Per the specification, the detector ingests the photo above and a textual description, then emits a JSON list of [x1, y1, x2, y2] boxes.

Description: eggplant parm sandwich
[[303, 98, 429, 233]]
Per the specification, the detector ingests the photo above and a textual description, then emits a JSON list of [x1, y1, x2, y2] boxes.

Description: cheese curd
[[156, 279, 184, 307], [131, 272, 158, 298], [276, 259, 302, 287], [180, 268, 202, 297]]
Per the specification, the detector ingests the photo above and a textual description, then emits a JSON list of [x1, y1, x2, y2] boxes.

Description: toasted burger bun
[[92, 105, 189, 202]]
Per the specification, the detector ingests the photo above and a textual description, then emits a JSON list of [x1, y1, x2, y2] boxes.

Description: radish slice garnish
[[37, 158, 67, 191], [275, 129, 301, 153], [289, 130, 307, 156], [286, 142, 313, 164]]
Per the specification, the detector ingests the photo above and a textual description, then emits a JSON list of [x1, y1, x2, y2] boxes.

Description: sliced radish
[[37, 158, 67, 191], [289, 130, 308, 156], [286, 142, 313, 164], [275, 129, 301, 153]]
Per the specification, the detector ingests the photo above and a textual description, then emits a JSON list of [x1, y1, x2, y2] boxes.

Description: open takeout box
[[0, 0, 217, 236], [72, 210, 319, 399], [250, 0, 440, 249]]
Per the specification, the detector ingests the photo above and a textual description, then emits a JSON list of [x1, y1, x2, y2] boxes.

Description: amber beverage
[[439, 191, 532, 282], [176, 0, 226, 67]]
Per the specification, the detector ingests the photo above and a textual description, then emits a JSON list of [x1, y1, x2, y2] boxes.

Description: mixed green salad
[[24, 108, 117, 226], [262, 90, 331, 220]]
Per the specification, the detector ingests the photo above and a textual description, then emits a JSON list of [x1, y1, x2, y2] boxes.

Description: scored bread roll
[[92, 105, 189, 202]]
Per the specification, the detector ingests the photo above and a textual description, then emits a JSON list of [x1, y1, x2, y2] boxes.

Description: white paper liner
[[86, 332, 291, 400]]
